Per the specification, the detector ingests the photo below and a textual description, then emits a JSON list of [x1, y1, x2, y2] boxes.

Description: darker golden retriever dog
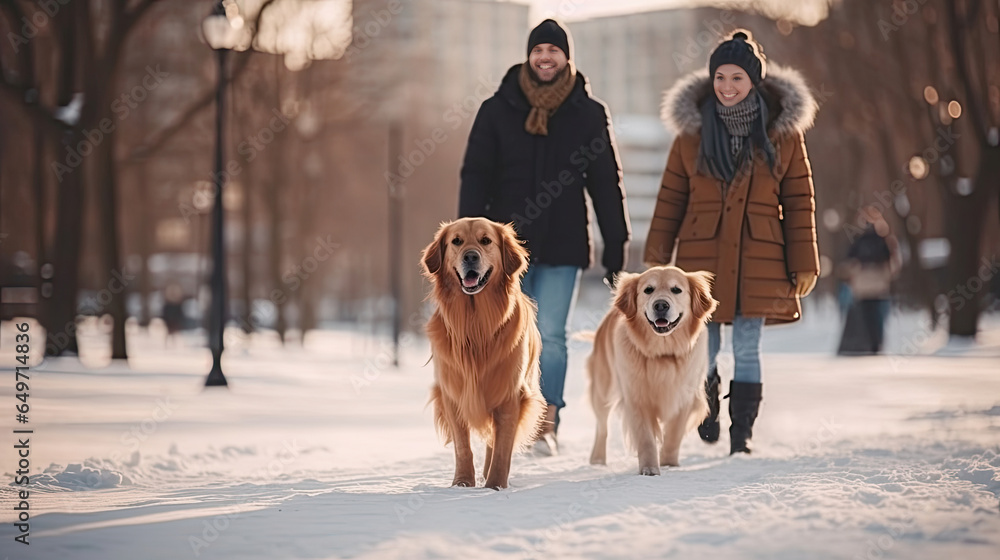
[[421, 217, 545, 490], [587, 266, 718, 475]]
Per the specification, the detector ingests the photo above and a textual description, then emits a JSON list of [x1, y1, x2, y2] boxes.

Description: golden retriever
[[421, 218, 545, 490], [587, 266, 718, 475]]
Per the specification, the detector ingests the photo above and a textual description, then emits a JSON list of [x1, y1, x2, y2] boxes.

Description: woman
[[645, 30, 819, 454]]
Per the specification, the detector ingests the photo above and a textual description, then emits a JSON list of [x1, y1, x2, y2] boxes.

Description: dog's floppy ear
[[422, 222, 449, 277], [686, 270, 719, 323], [497, 222, 529, 278], [613, 272, 641, 319]]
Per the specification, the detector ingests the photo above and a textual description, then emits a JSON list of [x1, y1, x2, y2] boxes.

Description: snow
[[53, 93, 84, 126], [1, 301, 998, 559]]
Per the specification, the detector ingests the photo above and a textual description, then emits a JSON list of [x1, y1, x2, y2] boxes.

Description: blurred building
[[344, 0, 531, 329], [407, 0, 530, 117], [569, 10, 706, 268]]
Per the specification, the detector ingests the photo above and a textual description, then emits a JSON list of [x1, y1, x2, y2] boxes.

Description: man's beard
[[528, 63, 569, 85]]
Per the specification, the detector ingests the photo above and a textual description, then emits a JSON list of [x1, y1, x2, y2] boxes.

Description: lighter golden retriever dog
[[587, 266, 718, 475], [421, 218, 545, 490]]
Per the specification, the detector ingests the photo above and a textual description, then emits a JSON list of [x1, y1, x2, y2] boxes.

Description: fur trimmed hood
[[660, 64, 818, 138]]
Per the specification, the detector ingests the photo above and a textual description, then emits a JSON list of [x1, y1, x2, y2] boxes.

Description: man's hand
[[603, 270, 620, 290], [792, 271, 818, 297]]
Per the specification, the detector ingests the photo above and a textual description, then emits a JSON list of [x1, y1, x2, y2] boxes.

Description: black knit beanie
[[709, 29, 766, 85], [527, 19, 572, 60]]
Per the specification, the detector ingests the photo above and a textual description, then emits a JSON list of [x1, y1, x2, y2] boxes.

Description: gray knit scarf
[[716, 93, 760, 157]]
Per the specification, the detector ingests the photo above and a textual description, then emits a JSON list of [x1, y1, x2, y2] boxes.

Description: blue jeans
[[521, 264, 581, 431], [707, 315, 765, 384]]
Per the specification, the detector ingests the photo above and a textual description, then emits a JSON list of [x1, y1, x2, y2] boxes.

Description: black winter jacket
[[458, 64, 631, 271]]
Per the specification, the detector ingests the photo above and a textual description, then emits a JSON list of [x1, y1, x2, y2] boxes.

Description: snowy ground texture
[[1, 298, 999, 560]]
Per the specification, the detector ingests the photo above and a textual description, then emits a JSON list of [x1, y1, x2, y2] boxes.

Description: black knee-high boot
[[698, 368, 721, 443], [728, 381, 762, 454]]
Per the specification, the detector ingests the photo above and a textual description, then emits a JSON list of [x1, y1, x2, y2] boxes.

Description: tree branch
[[124, 0, 278, 162], [123, 53, 254, 162]]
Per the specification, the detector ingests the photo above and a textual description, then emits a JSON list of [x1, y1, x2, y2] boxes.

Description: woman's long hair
[[698, 87, 777, 184]]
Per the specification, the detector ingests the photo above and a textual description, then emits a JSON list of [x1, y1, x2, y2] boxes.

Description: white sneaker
[[532, 432, 559, 456]]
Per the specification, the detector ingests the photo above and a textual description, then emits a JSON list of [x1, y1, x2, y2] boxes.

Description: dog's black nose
[[463, 251, 480, 266], [653, 300, 670, 313]]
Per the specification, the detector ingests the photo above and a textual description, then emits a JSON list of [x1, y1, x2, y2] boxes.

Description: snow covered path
[[1, 320, 998, 559]]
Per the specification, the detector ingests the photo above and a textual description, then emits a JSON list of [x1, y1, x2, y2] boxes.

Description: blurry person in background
[[837, 207, 901, 355], [837, 273, 854, 322], [162, 283, 186, 348], [458, 19, 631, 456], [645, 30, 819, 455]]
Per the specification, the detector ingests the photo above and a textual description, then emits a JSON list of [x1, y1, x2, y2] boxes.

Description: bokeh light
[[955, 177, 974, 196], [923, 86, 938, 104], [947, 100, 962, 118], [908, 156, 929, 179], [822, 208, 841, 231], [819, 255, 832, 277]]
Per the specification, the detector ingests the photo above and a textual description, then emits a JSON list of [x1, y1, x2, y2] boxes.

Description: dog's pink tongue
[[463, 273, 479, 288], [655, 318, 669, 327]]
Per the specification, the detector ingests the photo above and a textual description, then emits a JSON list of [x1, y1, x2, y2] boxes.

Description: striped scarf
[[716, 92, 760, 157]]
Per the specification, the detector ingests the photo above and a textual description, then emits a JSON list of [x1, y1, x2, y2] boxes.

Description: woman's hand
[[792, 271, 818, 297]]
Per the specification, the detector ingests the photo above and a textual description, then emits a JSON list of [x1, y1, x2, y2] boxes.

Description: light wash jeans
[[707, 315, 765, 384], [521, 264, 581, 431]]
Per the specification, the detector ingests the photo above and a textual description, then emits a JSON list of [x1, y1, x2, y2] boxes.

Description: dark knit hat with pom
[[527, 19, 572, 60], [709, 29, 766, 85]]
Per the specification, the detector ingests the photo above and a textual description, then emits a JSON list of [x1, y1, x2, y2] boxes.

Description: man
[[458, 19, 631, 455]]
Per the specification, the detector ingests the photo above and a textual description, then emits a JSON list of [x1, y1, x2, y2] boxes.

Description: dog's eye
[[643, 286, 654, 295], [480, 237, 492, 245], [671, 286, 682, 294], [451, 237, 462, 246]]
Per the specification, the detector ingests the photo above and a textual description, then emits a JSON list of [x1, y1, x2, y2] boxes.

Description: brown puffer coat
[[644, 65, 820, 325]]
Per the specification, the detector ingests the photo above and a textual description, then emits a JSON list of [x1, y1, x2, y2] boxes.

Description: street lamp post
[[203, 1, 233, 387]]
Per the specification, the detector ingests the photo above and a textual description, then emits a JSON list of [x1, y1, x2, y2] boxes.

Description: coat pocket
[[746, 213, 785, 245], [679, 205, 722, 240]]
